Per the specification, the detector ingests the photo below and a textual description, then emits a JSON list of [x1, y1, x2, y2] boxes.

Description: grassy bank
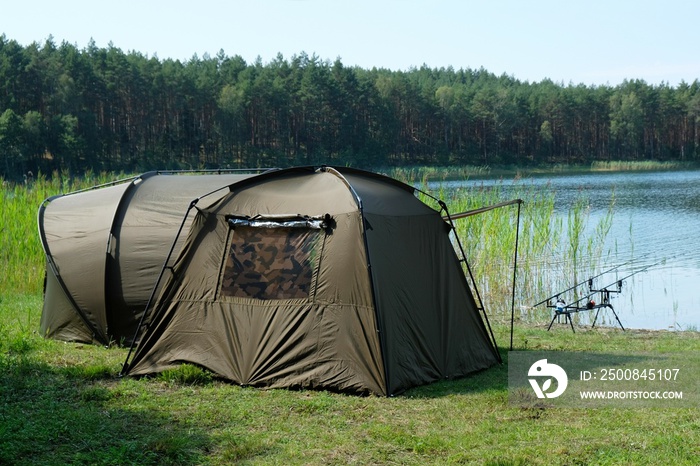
[[2, 170, 699, 465], [1, 293, 698, 465]]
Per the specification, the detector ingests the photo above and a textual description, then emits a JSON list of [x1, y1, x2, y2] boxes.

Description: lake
[[431, 169, 700, 331]]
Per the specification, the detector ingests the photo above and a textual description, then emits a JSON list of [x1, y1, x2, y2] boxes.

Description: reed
[[386, 165, 493, 183], [424, 178, 616, 325], [2, 169, 615, 324], [0, 170, 122, 294], [387, 160, 697, 184], [590, 160, 690, 172]]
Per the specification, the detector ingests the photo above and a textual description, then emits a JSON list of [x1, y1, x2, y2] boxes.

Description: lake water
[[432, 169, 700, 331]]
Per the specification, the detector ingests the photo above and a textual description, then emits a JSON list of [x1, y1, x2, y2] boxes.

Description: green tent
[[121, 166, 501, 395], [38, 170, 263, 345]]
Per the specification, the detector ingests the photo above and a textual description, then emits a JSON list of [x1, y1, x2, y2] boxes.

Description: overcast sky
[[3, 0, 699, 86]]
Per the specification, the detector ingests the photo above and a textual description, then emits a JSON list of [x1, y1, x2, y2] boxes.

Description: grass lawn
[[1, 293, 698, 465]]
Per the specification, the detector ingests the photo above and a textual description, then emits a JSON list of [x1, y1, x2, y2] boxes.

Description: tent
[[38, 170, 264, 345], [120, 166, 501, 396]]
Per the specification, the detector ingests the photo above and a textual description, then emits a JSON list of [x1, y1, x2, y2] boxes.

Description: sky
[[2, 0, 699, 87]]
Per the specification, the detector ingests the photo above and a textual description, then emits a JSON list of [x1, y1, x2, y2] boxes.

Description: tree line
[[1, 35, 699, 180]]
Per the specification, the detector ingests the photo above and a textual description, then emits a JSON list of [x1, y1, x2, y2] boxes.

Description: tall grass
[[387, 165, 493, 182], [590, 160, 690, 171], [387, 160, 695, 183], [422, 178, 616, 325], [3, 170, 616, 322], [0, 170, 125, 293]]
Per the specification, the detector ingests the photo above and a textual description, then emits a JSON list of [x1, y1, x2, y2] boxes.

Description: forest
[[1, 34, 700, 180]]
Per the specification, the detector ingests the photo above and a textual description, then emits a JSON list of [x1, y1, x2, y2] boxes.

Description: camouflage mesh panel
[[220, 227, 320, 300]]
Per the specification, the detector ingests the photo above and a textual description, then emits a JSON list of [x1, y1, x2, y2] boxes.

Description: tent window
[[220, 220, 324, 300]]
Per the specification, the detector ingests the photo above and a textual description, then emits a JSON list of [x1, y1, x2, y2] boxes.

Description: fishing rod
[[532, 253, 651, 308], [562, 256, 667, 309]]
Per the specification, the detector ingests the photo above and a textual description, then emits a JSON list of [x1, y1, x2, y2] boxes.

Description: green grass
[[1, 170, 127, 293], [1, 293, 698, 465], [2, 169, 699, 465]]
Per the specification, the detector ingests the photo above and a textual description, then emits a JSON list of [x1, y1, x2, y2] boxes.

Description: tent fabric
[[122, 167, 500, 396], [39, 171, 258, 345], [40, 182, 133, 344]]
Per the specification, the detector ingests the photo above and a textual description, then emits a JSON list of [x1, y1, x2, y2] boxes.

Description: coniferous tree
[[0, 34, 699, 180]]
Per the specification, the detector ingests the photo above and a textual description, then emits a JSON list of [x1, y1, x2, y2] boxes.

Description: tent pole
[[439, 198, 524, 360], [121, 181, 246, 375], [510, 200, 523, 351], [442, 198, 524, 220], [120, 199, 198, 375], [322, 166, 392, 397], [38, 198, 110, 345], [440, 200, 502, 364]]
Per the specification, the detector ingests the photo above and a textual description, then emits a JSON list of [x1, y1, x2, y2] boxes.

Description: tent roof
[[207, 166, 436, 217]]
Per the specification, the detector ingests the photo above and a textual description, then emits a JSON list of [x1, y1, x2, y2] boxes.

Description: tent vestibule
[[120, 167, 501, 395]]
